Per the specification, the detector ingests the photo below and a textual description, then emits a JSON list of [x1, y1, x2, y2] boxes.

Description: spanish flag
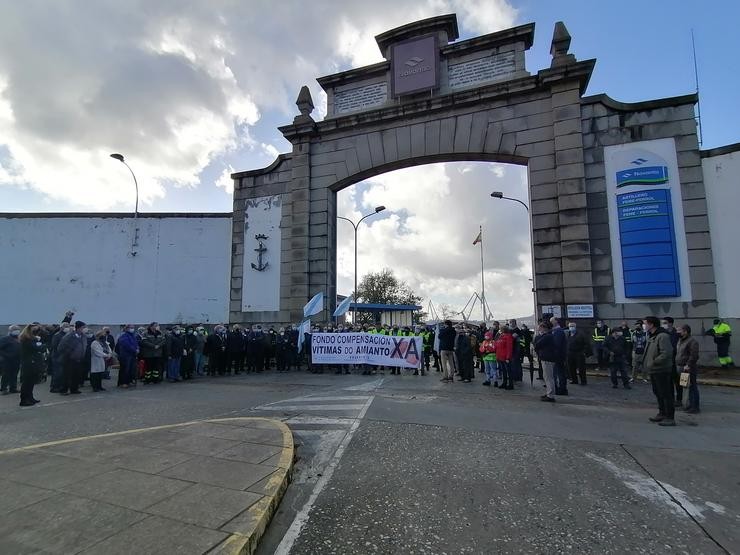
[[472, 230, 482, 245]]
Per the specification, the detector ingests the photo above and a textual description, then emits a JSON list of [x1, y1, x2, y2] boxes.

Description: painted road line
[[258, 404, 367, 412], [273, 395, 374, 555]]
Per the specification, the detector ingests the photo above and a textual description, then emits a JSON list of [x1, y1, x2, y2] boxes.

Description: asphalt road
[[1, 368, 738, 554]]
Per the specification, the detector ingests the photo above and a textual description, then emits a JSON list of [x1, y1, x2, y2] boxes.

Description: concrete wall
[[703, 146, 740, 319], [0, 214, 231, 327]]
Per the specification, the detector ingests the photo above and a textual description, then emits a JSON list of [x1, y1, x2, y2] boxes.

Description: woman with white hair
[[90, 330, 114, 392]]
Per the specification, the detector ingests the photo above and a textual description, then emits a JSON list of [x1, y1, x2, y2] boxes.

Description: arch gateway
[[229, 15, 715, 336]]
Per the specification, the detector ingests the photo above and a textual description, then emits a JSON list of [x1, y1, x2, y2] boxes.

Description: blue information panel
[[616, 190, 681, 298]]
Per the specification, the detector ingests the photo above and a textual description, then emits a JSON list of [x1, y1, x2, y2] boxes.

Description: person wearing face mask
[[661, 317, 681, 407], [89, 330, 113, 393], [140, 322, 166, 384], [643, 316, 676, 426], [0, 325, 23, 395], [181, 326, 197, 380], [630, 320, 648, 383], [605, 328, 631, 389], [276, 327, 290, 372], [455, 327, 475, 383], [534, 322, 557, 402], [565, 321, 590, 386], [49, 323, 71, 393], [56, 321, 88, 394], [226, 325, 246, 375], [676, 325, 700, 413], [165, 326, 186, 382], [592, 320, 611, 372], [82, 327, 96, 387], [193, 327, 207, 376], [116, 324, 139, 388], [18, 324, 46, 405]]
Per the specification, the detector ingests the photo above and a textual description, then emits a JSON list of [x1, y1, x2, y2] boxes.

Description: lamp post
[[110, 153, 140, 255], [491, 191, 537, 323], [338, 205, 386, 323]]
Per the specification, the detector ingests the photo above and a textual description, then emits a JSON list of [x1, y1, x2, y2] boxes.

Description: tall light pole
[[338, 205, 386, 322], [491, 191, 537, 324], [110, 153, 140, 255]]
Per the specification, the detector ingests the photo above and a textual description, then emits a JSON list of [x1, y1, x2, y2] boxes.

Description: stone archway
[[230, 14, 715, 331]]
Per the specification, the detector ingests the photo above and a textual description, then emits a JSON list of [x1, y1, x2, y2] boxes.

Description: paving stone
[[103, 445, 195, 474], [146, 483, 263, 529], [0, 493, 144, 554], [3, 453, 110, 490], [62, 468, 192, 511], [0, 481, 56, 516], [216, 442, 282, 465], [163, 455, 277, 491], [79, 515, 228, 555], [164, 433, 243, 457], [38, 437, 134, 461]]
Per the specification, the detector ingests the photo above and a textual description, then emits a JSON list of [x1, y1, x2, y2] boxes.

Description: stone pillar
[[551, 80, 594, 306]]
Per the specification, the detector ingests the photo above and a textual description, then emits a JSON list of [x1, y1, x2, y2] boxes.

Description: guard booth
[[350, 303, 422, 327]]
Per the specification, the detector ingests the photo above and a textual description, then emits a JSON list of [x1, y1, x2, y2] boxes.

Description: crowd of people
[[0, 310, 732, 425]]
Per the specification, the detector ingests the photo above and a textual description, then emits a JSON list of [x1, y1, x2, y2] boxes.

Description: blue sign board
[[616, 188, 681, 298], [616, 166, 669, 188]]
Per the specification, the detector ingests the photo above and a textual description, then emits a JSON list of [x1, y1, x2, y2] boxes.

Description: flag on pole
[[333, 294, 354, 317], [472, 230, 482, 245], [303, 291, 324, 318], [297, 318, 311, 353]]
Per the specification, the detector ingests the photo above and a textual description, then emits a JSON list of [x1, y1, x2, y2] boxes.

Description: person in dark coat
[[205, 326, 226, 376], [566, 322, 590, 386], [56, 321, 88, 394], [49, 323, 71, 392], [116, 325, 139, 388], [250, 325, 267, 372], [676, 324, 701, 413], [534, 322, 557, 402], [661, 317, 682, 406], [140, 323, 166, 383], [276, 328, 290, 372], [605, 328, 631, 389], [82, 329, 95, 386], [455, 327, 475, 383], [550, 317, 568, 395], [226, 325, 245, 375], [438, 320, 457, 382], [19, 324, 46, 405], [181, 326, 197, 380], [0, 325, 22, 394], [165, 326, 186, 382]]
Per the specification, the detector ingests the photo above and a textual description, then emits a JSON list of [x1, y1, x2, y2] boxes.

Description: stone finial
[[550, 21, 576, 67], [296, 85, 314, 117]]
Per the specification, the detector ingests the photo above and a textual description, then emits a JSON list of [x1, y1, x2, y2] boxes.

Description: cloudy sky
[[1, 0, 739, 320]]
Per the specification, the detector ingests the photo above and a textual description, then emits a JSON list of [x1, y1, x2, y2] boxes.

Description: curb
[[585, 370, 740, 389], [0, 417, 296, 555]]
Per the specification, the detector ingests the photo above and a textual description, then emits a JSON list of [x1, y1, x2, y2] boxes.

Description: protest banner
[[310, 332, 422, 369]]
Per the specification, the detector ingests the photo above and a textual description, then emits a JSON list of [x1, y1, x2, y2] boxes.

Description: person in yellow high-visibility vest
[[706, 319, 733, 367], [592, 320, 610, 371]]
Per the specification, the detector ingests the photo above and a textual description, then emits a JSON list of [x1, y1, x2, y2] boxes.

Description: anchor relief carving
[[251, 234, 269, 271]]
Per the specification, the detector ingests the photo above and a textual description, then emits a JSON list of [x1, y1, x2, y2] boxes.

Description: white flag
[[333, 295, 353, 317], [303, 292, 324, 318]]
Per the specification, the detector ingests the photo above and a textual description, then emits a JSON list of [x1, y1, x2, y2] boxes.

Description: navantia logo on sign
[[389, 337, 421, 366], [391, 35, 438, 97], [615, 151, 669, 188]]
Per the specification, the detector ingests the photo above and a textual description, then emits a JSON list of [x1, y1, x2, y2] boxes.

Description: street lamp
[[491, 191, 536, 323], [110, 153, 140, 255], [338, 205, 386, 322]]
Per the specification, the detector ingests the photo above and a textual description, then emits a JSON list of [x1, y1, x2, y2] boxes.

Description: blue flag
[[303, 292, 324, 318], [333, 295, 353, 317], [296, 319, 311, 354]]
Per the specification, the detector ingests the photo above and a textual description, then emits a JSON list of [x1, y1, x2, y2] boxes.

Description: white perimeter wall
[[703, 150, 740, 319], [0, 215, 231, 326]]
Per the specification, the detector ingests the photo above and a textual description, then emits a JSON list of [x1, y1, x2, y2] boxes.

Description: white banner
[[311, 332, 423, 368]]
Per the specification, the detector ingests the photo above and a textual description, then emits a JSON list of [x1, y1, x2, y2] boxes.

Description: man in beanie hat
[[56, 321, 88, 394]]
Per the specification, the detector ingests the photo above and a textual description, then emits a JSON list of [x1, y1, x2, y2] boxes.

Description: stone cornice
[[441, 22, 535, 56], [316, 61, 389, 91], [537, 58, 595, 95], [278, 59, 596, 142], [700, 141, 740, 158], [375, 14, 459, 56], [231, 153, 291, 179], [581, 92, 698, 112]]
